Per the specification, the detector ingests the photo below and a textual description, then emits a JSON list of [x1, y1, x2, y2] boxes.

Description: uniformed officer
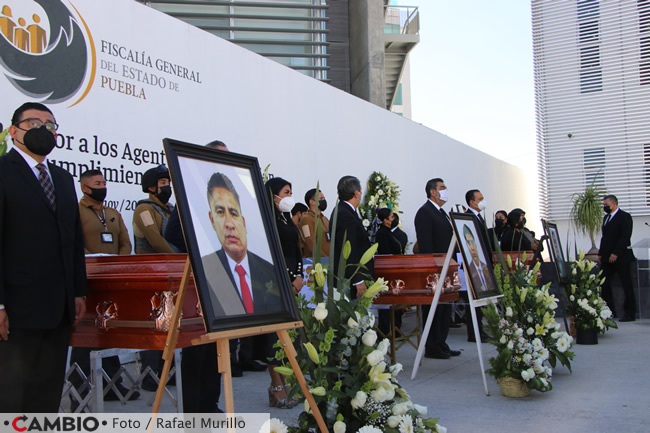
[[133, 165, 179, 254]]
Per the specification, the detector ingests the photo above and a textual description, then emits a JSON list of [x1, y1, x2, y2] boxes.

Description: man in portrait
[[463, 224, 496, 294], [201, 172, 280, 315]]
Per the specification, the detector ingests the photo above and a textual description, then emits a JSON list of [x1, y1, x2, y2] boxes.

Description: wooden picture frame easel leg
[[411, 236, 456, 380]]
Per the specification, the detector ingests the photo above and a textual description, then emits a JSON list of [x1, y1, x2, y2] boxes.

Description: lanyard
[[92, 207, 108, 231]]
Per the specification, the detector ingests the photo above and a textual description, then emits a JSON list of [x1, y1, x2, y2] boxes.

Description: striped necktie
[[36, 163, 56, 211]]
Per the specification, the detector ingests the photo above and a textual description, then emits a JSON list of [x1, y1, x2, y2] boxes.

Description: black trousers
[[422, 303, 452, 353], [0, 324, 71, 412], [181, 344, 221, 413], [601, 260, 637, 319]]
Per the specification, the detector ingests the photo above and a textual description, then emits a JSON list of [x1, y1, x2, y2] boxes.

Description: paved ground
[[90, 312, 650, 433]]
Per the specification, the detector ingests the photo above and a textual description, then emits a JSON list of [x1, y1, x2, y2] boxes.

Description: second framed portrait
[[450, 212, 500, 300], [542, 219, 568, 282], [163, 139, 299, 333]]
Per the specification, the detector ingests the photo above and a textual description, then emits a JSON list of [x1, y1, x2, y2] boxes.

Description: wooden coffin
[[493, 251, 535, 269], [70, 254, 206, 350], [372, 254, 460, 305]]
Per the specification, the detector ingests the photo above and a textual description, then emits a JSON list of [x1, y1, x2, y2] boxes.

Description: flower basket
[[576, 328, 598, 345], [497, 376, 531, 398]]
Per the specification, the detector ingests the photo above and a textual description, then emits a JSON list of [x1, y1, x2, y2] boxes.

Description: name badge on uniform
[[101, 232, 114, 243]]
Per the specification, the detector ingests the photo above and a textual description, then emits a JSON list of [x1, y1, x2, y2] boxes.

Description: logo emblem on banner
[[0, 0, 95, 106]]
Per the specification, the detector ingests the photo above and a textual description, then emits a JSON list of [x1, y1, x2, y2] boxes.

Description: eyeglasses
[[15, 118, 59, 132]]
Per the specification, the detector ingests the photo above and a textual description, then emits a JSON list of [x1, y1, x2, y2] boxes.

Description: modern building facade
[[533, 0, 650, 236], [137, 0, 418, 116]]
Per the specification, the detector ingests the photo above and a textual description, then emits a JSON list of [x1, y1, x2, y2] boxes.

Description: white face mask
[[276, 195, 295, 213], [478, 200, 487, 211], [438, 189, 449, 203]]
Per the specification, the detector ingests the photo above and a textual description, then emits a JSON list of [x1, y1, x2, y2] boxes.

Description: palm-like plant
[[570, 178, 606, 254]]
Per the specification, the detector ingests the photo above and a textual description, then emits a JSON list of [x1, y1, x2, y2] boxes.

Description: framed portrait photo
[[542, 219, 568, 282], [449, 212, 500, 300], [163, 138, 300, 333]]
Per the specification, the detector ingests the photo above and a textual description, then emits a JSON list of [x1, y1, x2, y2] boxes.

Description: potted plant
[[570, 179, 606, 258], [483, 256, 574, 397], [565, 251, 617, 344]]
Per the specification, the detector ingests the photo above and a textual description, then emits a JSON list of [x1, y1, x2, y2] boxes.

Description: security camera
[[567, 133, 573, 138]]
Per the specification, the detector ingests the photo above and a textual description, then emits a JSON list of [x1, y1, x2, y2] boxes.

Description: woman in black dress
[[500, 208, 532, 251], [374, 208, 404, 335], [264, 177, 303, 408]]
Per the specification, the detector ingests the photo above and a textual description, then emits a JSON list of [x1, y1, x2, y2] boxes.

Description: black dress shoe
[[619, 316, 636, 322], [424, 350, 450, 359], [231, 364, 243, 377], [445, 349, 461, 357], [239, 360, 266, 371]]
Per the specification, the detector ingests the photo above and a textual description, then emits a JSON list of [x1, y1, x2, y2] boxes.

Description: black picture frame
[[542, 219, 568, 282], [450, 212, 500, 300], [163, 138, 300, 332]]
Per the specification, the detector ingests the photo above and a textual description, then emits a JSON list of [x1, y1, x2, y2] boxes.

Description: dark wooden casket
[[70, 254, 206, 350], [373, 254, 461, 305]]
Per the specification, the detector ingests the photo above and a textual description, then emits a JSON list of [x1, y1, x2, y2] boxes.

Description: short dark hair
[[495, 210, 508, 219], [80, 169, 103, 182], [603, 194, 618, 204], [425, 178, 444, 198], [207, 172, 240, 206], [206, 140, 228, 150], [305, 188, 318, 206], [337, 175, 361, 201], [291, 203, 308, 217], [12, 102, 54, 125], [265, 177, 291, 197], [465, 189, 480, 206], [377, 208, 392, 222]]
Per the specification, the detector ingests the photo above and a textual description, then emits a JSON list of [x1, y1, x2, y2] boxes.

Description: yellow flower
[[343, 241, 351, 260], [359, 243, 379, 266], [310, 387, 326, 396], [535, 324, 547, 336], [304, 342, 320, 364], [313, 263, 326, 287], [274, 366, 294, 376], [363, 278, 388, 299]]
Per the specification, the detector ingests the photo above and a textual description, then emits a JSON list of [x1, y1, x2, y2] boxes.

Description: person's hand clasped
[[609, 253, 618, 263], [292, 276, 304, 295], [0, 310, 9, 341], [74, 297, 87, 326]]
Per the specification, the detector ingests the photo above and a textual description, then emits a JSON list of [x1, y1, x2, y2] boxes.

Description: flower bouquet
[[273, 238, 445, 433], [358, 171, 401, 231], [565, 251, 617, 336], [483, 254, 575, 395]]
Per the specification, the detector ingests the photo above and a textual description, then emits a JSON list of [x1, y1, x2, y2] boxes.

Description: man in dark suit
[[414, 178, 460, 359], [463, 189, 492, 342], [390, 212, 408, 254], [0, 102, 87, 412], [201, 172, 280, 315], [598, 194, 636, 322], [330, 175, 373, 298]]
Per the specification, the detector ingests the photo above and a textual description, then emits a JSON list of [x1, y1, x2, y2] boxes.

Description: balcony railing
[[384, 5, 419, 35]]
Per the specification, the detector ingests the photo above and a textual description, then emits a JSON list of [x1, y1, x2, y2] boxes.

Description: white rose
[[314, 303, 328, 321], [377, 339, 390, 356], [436, 425, 448, 433], [507, 340, 514, 350], [348, 317, 359, 328], [587, 290, 592, 296], [526, 328, 534, 336], [392, 402, 409, 416], [362, 219, 370, 228], [362, 329, 378, 347], [334, 421, 346, 433], [351, 391, 367, 409], [387, 416, 400, 428], [413, 404, 428, 416], [505, 307, 513, 317], [527, 316, 533, 323], [371, 386, 389, 402], [389, 363, 403, 377], [367, 350, 384, 366], [521, 369, 531, 381]]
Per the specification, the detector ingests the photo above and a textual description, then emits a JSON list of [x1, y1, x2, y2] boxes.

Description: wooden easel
[[410, 235, 501, 396], [148, 258, 329, 433]]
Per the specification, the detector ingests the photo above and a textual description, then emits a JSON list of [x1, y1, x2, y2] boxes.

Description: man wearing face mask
[[330, 176, 373, 298], [300, 188, 331, 258], [0, 102, 87, 412], [414, 178, 460, 359], [463, 189, 492, 343], [133, 165, 179, 254], [78, 169, 132, 255]]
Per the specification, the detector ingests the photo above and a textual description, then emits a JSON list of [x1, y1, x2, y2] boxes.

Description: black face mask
[[522, 217, 527, 226], [495, 218, 505, 228], [85, 186, 107, 203], [318, 200, 327, 212], [156, 185, 172, 204], [390, 217, 399, 229], [22, 126, 56, 156], [604, 205, 612, 214]]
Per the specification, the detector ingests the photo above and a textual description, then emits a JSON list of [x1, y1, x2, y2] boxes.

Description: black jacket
[[414, 200, 453, 254], [599, 209, 635, 263], [330, 201, 373, 290]]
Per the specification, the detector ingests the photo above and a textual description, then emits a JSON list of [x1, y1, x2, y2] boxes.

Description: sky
[[395, 0, 537, 171]]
